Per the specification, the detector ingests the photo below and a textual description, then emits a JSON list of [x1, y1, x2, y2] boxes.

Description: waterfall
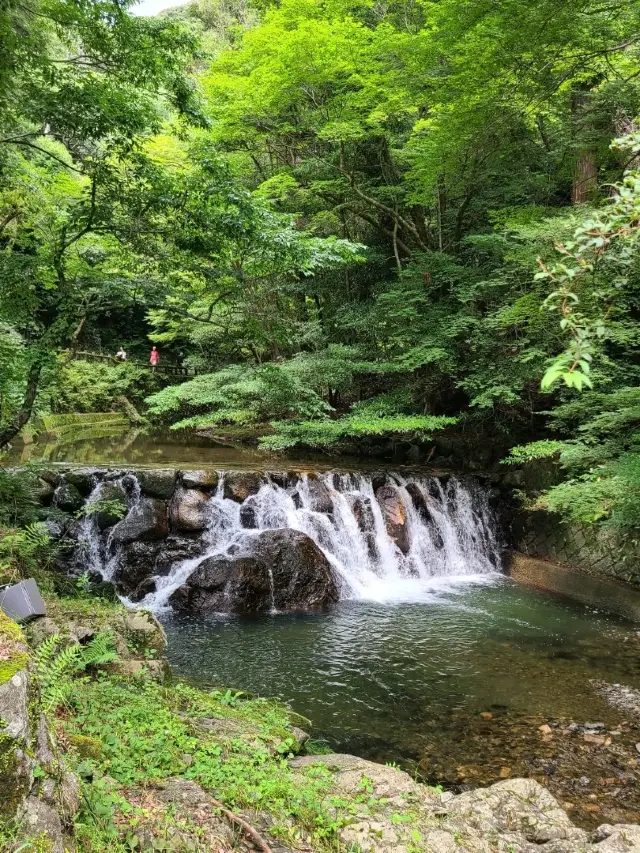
[[75, 470, 501, 610], [146, 472, 500, 609]]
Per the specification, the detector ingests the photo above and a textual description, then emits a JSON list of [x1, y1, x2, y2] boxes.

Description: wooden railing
[[57, 350, 198, 377]]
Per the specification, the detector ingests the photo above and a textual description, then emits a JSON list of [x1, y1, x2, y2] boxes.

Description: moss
[[0, 610, 29, 686], [0, 735, 30, 820], [67, 733, 103, 760]]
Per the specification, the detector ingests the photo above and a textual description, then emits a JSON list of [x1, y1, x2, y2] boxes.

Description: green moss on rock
[[0, 610, 29, 686]]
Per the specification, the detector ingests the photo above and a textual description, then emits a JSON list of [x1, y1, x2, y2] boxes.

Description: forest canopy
[[1, 0, 640, 530]]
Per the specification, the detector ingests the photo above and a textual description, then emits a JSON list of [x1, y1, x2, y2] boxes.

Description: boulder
[[375, 485, 410, 554], [169, 487, 209, 532], [18, 471, 55, 505], [222, 472, 263, 503], [111, 498, 168, 544], [63, 468, 97, 496], [170, 555, 272, 613], [136, 468, 177, 499], [112, 541, 162, 593], [249, 528, 338, 610], [171, 529, 338, 613], [53, 481, 84, 513], [129, 577, 157, 603], [181, 469, 218, 490]]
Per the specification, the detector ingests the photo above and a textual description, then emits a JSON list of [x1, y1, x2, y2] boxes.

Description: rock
[[223, 472, 263, 503], [539, 723, 553, 734], [44, 519, 66, 539], [181, 469, 218, 490], [108, 659, 170, 681], [170, 555, 272, 613], [20, 797, 64, 853], [584, 733, 606, 746], [291, 727, 310, 750], [111, 498, 168, 544], [404, 482, 430, 521], [239, 502, 258, 529], [375, 485, 410, 554], [169, 487, 209, 532], [136, 468, 177, 499], [305, 475, 333, 513], [63, 468, 98, 496], [129, 577, 157, 603], [480, 711, 493, 721], [27, 617, 61, 648], [84, 571, 119, 602], [112, 541, 162, 594], [348, 495, 375, 532], [371, 472, 388, 492], [248, 528, 339, 610], [122, 610, 166, 655], [171, 529, 338, 613], [0, 670, 29, 740], [19, 471, 55, 505], [91, 481, 127, 530], [154, 535, 206, 575], [53, 481, 84, 513]]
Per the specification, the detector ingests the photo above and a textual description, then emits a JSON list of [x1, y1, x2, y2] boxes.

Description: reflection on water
[[5, 431, 401, 472], [162, 578, 640, 828]]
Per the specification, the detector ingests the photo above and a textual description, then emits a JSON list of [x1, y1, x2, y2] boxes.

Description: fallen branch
[[209, 796, 274, 853]]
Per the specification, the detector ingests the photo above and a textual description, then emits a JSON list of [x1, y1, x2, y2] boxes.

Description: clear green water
[[161, 578, 640, 827]]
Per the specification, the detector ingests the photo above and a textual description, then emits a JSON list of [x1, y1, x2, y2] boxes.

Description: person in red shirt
[[150, 346, 159, 371]]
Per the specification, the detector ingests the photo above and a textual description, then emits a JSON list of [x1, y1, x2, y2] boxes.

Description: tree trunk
[[0, 361, 42, 448], [572, 151, 598, 203]]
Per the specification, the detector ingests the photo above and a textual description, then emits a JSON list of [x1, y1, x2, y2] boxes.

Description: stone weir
[[26, 466, 503, 612]]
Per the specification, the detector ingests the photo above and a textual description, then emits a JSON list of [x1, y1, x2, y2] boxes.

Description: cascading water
[[138, 472, 501, 610]]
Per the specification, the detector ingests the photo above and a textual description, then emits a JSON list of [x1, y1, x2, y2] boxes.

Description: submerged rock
[[376, 484, 409, 554]]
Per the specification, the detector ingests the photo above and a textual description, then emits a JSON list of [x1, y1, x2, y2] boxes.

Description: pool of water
[[5, 431, 403, 472], [162, 577, 640, 828]]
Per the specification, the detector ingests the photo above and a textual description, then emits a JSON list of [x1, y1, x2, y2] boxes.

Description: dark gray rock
[[171, 529, 338, 613], [305, 475, 333, 514], [170, 555, 271, 613], [53, 482, 84, 513], [181, 469, 218, 490], [112, 541, 162, 593], [239, 502, 258, 529], [63, 468, 98, 496], [129, 577, 157, 603], [111, 498, 168, 544], [169, 487, 209, 532], [155, 535, 206, 575], [347, 495, 375, 532], [136, 468, 177, 499], [404, 482, 430, 522], [222, 472, 263, 503]]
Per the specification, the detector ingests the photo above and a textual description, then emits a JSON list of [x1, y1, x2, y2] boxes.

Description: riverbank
[[4, 591, 640, 853]]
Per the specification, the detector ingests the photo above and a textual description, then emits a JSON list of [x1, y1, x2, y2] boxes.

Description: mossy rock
[[0, 736, 32, 820], [0, 610, 29, 686], [67, 733, 103, 761]]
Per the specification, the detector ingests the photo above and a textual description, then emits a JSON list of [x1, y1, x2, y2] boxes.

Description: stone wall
[[512, 509, 640, 586]]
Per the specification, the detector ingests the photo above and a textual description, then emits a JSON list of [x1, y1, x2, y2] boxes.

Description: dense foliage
[[1, 0, 640, 526]]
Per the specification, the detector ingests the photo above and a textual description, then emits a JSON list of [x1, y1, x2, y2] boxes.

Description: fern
[[34, 632, 118, 714]]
